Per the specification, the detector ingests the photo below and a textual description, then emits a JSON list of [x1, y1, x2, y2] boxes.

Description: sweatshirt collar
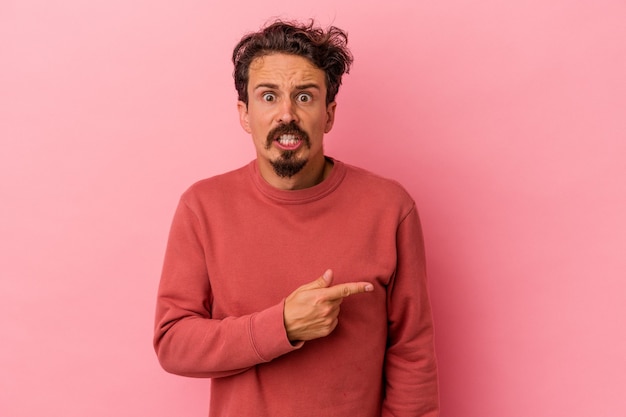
[[248, 157, 346, 204]]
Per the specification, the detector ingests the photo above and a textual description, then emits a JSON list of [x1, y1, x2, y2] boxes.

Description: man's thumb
[[297, 269, 333, 291], [321, 269, 333, 286], [310, 269, 333, 289]]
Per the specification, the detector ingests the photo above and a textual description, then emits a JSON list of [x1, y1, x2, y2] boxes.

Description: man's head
[[233, 20, 353, 106], [233, 20, 353, 189]]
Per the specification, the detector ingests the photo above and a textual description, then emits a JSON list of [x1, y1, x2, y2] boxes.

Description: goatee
[[270, 151, 308, 178]]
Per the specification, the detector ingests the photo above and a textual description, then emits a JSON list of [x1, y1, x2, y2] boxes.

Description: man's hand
[[283, 269, 374, 343]]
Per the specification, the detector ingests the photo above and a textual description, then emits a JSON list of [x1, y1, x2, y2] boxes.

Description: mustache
[[265, 122, 310, 148]]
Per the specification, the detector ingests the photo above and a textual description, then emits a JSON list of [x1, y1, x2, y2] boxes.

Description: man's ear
[[237, 101, 251, 133], [324, 101, 337, 133]]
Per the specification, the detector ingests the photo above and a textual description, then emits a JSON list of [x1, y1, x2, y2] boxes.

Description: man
[[154, 19, 439, 417]]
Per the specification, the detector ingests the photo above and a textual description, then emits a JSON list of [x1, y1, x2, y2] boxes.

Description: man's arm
[[153, 199, 293, 378], [153, 199, 373, 378], [382, 204, 439, 417]]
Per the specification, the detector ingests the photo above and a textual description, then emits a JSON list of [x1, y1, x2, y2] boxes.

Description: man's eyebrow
[[254, 83, 279, 91], [295, 83, 321, 91], [253, 83, 322, 91]]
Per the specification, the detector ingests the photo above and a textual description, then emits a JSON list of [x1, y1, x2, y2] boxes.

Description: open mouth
[[266, 122, 310, 151], [275, 133, 302, 150]]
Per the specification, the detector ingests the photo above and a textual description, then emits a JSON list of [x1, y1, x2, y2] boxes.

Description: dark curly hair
[[232, 19, 354, 105]]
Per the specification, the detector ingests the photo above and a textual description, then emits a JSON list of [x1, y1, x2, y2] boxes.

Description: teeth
[[278, 134, 299, 145]]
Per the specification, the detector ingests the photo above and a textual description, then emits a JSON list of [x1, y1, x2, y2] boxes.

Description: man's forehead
[[249, 54, 325, 87]]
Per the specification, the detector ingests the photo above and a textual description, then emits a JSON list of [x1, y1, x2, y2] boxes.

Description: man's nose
[[277, 99, 298, 124]]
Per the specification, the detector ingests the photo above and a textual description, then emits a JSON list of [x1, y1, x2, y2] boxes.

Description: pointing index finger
[[327, 282, 374, 300]]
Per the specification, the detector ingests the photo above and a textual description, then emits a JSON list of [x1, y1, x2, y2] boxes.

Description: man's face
[[237, 53, 336, 187]]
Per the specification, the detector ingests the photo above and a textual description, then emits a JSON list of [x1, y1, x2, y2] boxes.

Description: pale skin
[[237, 54, 374, 342]]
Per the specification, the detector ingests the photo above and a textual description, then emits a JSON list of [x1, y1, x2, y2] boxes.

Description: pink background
[[1, 1, 625, 416]]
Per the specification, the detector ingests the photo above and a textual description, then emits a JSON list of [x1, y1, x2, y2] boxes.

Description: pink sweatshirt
[[154, 159, 439, 416]]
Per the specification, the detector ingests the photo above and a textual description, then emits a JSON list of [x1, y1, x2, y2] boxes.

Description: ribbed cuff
[[249, 299, 303, 362]]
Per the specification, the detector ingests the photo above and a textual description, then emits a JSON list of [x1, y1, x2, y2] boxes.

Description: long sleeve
[[153, 198, 300, 378], [382, 204, 440, 416]]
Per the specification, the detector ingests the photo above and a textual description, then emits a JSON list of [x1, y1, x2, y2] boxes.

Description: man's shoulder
[[178, 162, 252, 208], [184, 163, 250, 194], [343, 162, 414, 203], [337, 161, 417, 220]]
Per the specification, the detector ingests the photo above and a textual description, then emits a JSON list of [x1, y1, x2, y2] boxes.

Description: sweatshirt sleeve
[[382, 204, 440, 416], [153, 198, 301, 378]]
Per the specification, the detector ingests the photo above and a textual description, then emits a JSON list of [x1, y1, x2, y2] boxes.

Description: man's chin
[[270, 157, 308, 178]]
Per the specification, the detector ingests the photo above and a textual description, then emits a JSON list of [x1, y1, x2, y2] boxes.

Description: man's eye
[[297, 93, 312, 102], [262, 93, 276, 102]]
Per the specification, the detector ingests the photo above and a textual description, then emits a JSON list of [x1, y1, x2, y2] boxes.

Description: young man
[[154, 20, 439, 417]]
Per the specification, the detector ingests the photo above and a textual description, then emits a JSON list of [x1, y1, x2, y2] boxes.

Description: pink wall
[[2, 1, 625, 416]]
